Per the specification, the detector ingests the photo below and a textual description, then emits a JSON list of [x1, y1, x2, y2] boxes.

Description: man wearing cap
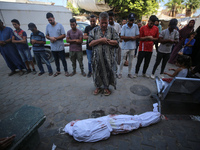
[[133, 15, 159, 78], [11, 19, 36, 75], [118, 13, 139, 79], [46, 12, 69, 77], [0, 19, 26, 76], [150, 19, 179, 79], [28, 23, 53, 76]]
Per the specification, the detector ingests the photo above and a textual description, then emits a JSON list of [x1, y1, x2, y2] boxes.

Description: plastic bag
[[178, 47, 185, 55]]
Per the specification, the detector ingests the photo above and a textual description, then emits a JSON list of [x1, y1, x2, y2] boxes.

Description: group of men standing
[[0, 11, 179, 96], [0, 12, 87, 77], [85, 12, 179, 96]]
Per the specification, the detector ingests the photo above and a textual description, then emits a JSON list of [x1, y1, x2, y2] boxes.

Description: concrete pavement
[[0, 50, 200, 150]]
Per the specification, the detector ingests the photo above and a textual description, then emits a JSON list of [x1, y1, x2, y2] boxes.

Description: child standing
[[183, 32, 196, 57], [163, 55, 191, 82]]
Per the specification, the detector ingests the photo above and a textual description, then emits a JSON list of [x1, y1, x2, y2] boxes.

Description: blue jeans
[[34, 51, 53, 73], [86, 49, 92, 73], [52, 50, 68, 72], [18, 49, 33, 62]]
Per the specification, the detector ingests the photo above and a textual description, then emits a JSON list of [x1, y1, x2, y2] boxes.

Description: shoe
[[38, 72, 44, 76], [81, 71, 86, 77], [133, 74, 138, 78], [19, 71, 24, 76], [70, 71, 76, 76], [160, 74, 164, 79], [142, 74, 149, 78], [8, 71, 16, 76], [127, 74, 133, 79], [32, 70, 37, 75], [151, 74, 155, 79], [26, 69, 31, 74], [87, 72, 92, 78], [49, 72, 53, 76], [118, 74, 122, 79]]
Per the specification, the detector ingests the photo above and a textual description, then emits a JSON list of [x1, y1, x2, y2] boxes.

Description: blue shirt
[[30, 31, 46, 52], [121, 23, 139, 50], [183, 38, 196, 54], [13, 29, 29, 50]]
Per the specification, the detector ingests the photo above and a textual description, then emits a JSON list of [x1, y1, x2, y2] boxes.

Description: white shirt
[[108, 21, 121, 35]]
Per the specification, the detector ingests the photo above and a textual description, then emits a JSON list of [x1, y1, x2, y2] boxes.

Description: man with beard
[[118, 13, 139, 79], [133, 15, 159, 78], [83, 15, 98, 78], [154, 19, 162, 52], [46, 12, 69, 77], [108, 11, 121, 75], [67, 18, 86, 77], [150, 19, 179, 79], [88, 12, 119, 96]]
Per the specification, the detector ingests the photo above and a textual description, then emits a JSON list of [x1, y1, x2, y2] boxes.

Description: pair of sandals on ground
[[93, 88, 111, 96], [52, 71, 86, 77]]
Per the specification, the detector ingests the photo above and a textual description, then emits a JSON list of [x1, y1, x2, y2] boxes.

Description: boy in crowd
[[67, 18, 86, 77], [28, 23, 53, 76], [11, 19, 36, 74]]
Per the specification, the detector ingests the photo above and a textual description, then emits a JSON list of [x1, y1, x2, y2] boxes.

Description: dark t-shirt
[[13, 29, 29, 50], [84, 25, 98, 50], [67, 29, 83, 52], [30, 30, 46, 52]]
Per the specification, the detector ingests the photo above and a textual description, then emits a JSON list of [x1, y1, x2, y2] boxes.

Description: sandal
[[54, 72, 61, 77], [104, 89, 111, 96], [93, 88, 102, 95], [38, 72, 44, 76], [70, 71, 76, 76], [65, 72, 70, 77], [8, 71, 16, 76]]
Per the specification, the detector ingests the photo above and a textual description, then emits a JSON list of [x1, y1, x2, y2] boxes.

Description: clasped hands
[[0, 41, 6, 46], [49, 37, 57, 43], [99, 37, 116, 45]]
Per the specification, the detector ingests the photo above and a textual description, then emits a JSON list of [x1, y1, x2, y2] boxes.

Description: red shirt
[[139, 25, 159, 52]]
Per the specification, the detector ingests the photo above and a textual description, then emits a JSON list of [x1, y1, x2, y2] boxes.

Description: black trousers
[[52, 50, 68, 72], [152, 52, 170, 75], [154, 42, 158, 53], [135, 51, 152, 74]]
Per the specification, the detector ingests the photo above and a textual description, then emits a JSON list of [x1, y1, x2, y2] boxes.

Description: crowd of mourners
[[0, 11, 200, 96]]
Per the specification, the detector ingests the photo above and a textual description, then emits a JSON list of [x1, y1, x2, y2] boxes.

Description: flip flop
[[38, 72, 44, 76], [93, 88, 102, 95], [65, 72, 70, 77], [104, 89, 111, 96], [54, 72, 61, 77]]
